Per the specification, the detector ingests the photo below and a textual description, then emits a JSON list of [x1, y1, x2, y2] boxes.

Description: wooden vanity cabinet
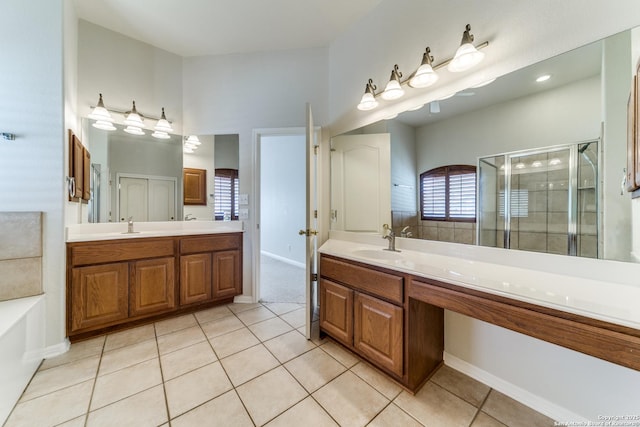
[[320, 254, 443, 392], [67, 233, 242, 340], [130, 257, 176, 317], [319, 279, 353, 346], [320, 255, 408, 380], [70, 262, 129, 332], [179, 234, 242, 306]]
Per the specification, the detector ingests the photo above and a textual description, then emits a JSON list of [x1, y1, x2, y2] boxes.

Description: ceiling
[[73, 0, 383, 57]]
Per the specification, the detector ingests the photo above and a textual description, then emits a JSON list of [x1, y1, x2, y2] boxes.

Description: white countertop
[[66, 221, 244, 242], [319, 233, 640, 331]]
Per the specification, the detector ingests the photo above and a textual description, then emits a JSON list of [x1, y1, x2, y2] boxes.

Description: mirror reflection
[[183, 134, 240, 221], [85, 119, 240, 223], [331, 28, 636, 263]]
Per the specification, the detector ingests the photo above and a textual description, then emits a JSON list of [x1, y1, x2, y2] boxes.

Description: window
[[420, 165, 476, 222], [214, 168, 239, 220]]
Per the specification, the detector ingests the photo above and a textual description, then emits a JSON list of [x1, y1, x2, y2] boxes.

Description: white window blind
[[449, 172, 476, 219], [214, 169, 239, 220], [499, 189, 529, 218], [421, 174, 446, 218], [420, 166, 476, 221]]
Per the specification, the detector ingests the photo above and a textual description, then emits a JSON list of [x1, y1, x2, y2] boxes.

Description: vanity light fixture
[[409, 47, 439, 88], [549, 157, 562, 166], [185, 135, 201, 146], [448, 24, 485, 73], [152, 107, 173, 139], [124, 101, 145, 135], [89, 94, 116, 131], [532, 160, 543, 168], [381, 65, 404, 100], [357, 79, 378, 111], [354, 23, 488, 111]]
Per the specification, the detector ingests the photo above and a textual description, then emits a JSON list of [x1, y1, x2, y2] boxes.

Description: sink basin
[[352, 249, 402, 260]]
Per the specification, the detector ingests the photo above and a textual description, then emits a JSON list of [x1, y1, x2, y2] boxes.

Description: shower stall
[[477, 141, 598, 258]]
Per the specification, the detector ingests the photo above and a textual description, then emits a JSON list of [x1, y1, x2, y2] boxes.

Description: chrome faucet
[[184, 214, 196, 221], [401, 226, 413, 238], [127, 216, 134, 233], [382, 224, 399, 252]]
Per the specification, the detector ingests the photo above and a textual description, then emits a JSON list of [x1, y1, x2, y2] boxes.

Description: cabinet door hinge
[[313, 145, 319, 155], [311, 273, 318, 282]]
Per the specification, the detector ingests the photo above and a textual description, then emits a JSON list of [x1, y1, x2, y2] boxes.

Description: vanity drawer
[[320, 256, 403, 305], [180, 234, 242, 254], [69, 238, 175, 266]]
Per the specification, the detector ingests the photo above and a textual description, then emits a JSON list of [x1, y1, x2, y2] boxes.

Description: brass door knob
[[299, 229, 318, 236]]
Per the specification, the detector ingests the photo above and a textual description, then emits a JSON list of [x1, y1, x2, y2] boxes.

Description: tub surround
[[0, 212, 43, 301]]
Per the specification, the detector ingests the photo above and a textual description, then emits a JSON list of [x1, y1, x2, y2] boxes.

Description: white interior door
[[149, 178, 176, 221], [119, 177, 148, 222], [331, 133, 391, 232], [303, 103, 318, 339]]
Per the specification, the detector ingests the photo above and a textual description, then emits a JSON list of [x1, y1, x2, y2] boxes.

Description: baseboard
[[42, 338, 70, 359], [233, 295, 255, 304], [443, 352, 587, 423], [261, 251, 305, 269]]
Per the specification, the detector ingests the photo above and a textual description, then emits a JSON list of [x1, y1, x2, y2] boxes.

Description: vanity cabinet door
[[180, 253, 212, 305], [70, 262, 129, 332], [354, 292, 403, 376], [212, 250, 241, 300], [319, 279, 353, 346], [130, 257, 176, 317]]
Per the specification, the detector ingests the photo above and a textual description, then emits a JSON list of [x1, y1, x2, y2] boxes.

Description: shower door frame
[[477, 139, 599, 256]]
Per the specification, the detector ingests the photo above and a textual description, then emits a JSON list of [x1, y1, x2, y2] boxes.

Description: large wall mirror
[[331, 26, 639, 263], [85, 119, 240, 223]]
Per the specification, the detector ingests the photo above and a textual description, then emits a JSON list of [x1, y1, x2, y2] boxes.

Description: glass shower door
[[478, 156, 505, 248], [508, 148, 572, 255]]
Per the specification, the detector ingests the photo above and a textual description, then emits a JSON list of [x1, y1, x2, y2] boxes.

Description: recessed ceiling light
[[536, 74, 551, 83]]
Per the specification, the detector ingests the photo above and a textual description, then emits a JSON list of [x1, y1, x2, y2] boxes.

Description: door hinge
[[314, 210, 317, 218], [313, 145, 319, 155], [311, 273, 318, 282]]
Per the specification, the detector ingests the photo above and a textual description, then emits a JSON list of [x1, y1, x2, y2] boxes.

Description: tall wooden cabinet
[[67, 232, 242, 340]]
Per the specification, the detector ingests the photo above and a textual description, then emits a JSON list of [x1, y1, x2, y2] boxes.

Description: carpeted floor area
[[259, 254, 306, 303]]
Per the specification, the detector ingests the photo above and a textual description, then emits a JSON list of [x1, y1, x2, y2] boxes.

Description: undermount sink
[[352, 249, 402, 260]]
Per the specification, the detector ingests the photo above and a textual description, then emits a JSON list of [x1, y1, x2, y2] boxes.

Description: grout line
[[467, 386, 493, 427], [154, 321, 172, 425], [82, 334, 106, 427]]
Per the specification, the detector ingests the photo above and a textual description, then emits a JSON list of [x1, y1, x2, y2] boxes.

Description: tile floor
[[5, 302, 555, 427]]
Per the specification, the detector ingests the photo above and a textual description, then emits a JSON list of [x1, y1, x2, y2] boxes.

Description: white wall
[[416, 76, 601, 171], [182, 48, 329, 295], [260, 135, 306, 265], [602, 32, 633, 261], [0, 0, 66, 348], [77, 20, 183, 134], [387, 120, 417, 212], [632, 27, 640, 262]]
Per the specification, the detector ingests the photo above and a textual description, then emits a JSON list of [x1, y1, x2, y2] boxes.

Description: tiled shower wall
[[0, 212, 43, 301], [391, 211, 477, 245]]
